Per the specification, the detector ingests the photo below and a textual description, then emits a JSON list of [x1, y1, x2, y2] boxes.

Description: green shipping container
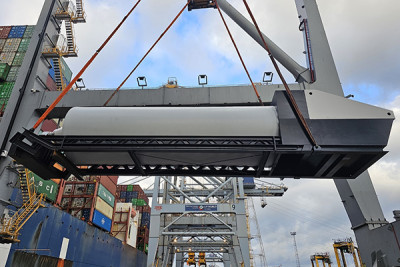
[[131, 198, 138, 205], [0, 82, 14, 98], [23, 26, 35, 39], [60, 57, 72, 82], [6, 66, 19, 82], [127, 185, 133, 192], [97, 184, 115, 207], [30, 173, 59, 202], [0, 63, 10, 81], [18, 39, 31, 52], [137, 199, 147, 206], [12, 52, 25, 66]]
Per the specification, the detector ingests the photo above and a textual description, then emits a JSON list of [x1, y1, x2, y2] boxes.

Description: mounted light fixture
[[75, 78, 86, 90], [263, 72, 273, 84], [198, 74, 208, 86], [137, 76, 147, 89]]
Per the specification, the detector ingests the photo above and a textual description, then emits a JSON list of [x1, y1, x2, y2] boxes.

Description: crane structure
[[0, 0, 399, 266], [310, 253, 332, 267], [146, 176, 286, 267], [333, 238, 363, 267], [291, 232, 301, 267]]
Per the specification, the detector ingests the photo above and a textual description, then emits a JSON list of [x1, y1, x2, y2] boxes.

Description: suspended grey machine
[[9, 90, 394, 180]]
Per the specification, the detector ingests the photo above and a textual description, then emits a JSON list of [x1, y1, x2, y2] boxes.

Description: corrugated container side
[[8, 26, 26, 38], [92, 209, 112, 232], [17, 38, 31, 52], [0, 52, 16, 65], [120, 191, 127, 199], [108, 176, 119, 184], [95, 196, 114, 219], [30, 173, 59, 202], [41, 119, 58, 132], [0, 26, 12, 39], [45, 74, 57, 91], [61, 57, 72, 82], [23, 25, 35, 38], [0, 39, 6, 51], [12, 52, 25, 66], [98, 176, 117, 195], [3, 38, 21, 52], [127, 185, 133, 192], [6, 66, 19, 82], [0, 63, 10, 81], [97, 184, 115, 207]]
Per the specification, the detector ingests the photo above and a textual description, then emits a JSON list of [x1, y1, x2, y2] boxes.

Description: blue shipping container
[[92, 209, 112, 232], [243, 177, 255, 189], [120, 191, 127, 198], [8, 26, 26, 38]]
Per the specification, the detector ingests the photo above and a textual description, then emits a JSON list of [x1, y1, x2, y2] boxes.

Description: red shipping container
[[41, 119, 57, 132], [46, 74, 57, 91], [107, 176, 118, 184], [0, 26, 12, 39], [99, 176, 117, 195], [120, 185, 127, 192]]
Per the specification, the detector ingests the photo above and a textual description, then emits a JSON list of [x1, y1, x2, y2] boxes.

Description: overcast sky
[[1, 0, 399, 266]]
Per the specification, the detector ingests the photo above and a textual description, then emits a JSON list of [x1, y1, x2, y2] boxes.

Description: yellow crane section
[[198, 252, 206, 266], [187, 252, 196, 266], [333, 238, 364, 267], [0, 167, 45, 243], [310, 253, 332, 267]]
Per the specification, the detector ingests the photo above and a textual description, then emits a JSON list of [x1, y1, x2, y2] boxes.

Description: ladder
[[52, 56, 65, 90], [73, 0, 87, 23], [0, 167, 45, 243], [64, 19, 78, 57]]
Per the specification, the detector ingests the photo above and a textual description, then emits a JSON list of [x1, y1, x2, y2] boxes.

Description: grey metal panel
[[35, 84, 307, 119]]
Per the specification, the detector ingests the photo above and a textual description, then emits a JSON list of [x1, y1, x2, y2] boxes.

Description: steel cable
[[213, 0, 264, 105], [241, 0, 318, 147], [33, 0, 143, 130], [103, 1, 190, 106]]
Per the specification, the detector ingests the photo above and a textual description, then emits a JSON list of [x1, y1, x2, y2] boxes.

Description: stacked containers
[[47, 57, 73, 90], [116, 184, 150, 252], [56, 175, 117, 232], [0, 25, 33, 117]]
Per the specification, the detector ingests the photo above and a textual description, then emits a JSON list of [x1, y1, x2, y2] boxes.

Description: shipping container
[[127, 185, 133, 192], [92, 209, 112, 232], [12, 51, 25, 66], [41, 119, 58, 132], [45, 73, 57, 91], [0, 81, 14, 99], [8, 26, 26, 38], [120, 191, 127, 199], [29, 173, 59, 202], [98, 176, 117, 195], [0, 39, 6, 52], [61, 57, 72, 82], [0, 52, 16, 65], [6, 66, 19, 82], [95, 196, 113, 219], [0, 26, 12, 39], [17, 38, 31, 52], [23, 25, 35, 39], [243, 177, 256, 189], [137, 199, 147, 206], [0, 63, 10, 81], [3, 38, 21, 52], [97, 184, 115, 207]]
